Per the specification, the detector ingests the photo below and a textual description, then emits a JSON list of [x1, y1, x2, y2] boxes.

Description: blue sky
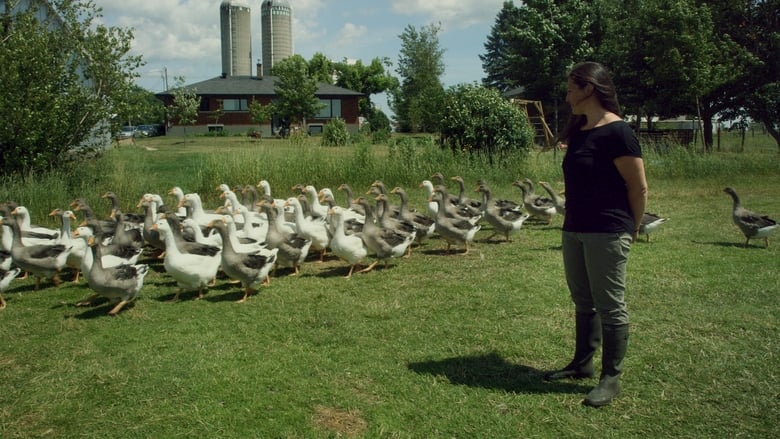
[[99, 0, 508, 114]]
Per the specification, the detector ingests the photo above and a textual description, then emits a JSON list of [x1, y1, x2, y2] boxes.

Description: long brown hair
[[559, 62, 622, 143]]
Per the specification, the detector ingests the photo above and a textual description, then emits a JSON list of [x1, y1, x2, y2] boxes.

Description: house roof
[[156, 75, 364, 98], [502, 86, 526, 99]]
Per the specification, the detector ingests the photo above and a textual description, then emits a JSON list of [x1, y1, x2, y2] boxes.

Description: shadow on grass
[[699, 240, 770, 249], [407, 352, 590, 394]]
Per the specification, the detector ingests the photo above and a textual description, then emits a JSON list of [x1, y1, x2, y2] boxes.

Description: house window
[[316, 99, 342, 119], [222, 99, 249, 111], [199, 98, 209, 112]]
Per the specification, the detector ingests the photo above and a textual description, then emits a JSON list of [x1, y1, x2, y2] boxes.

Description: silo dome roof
[[221, 0, 250, 7], [262, 0, 292, 7]]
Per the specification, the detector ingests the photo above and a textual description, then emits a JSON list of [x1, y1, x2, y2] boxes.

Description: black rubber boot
[[584, 323, 629, 407], [545, 312, 601, 381]]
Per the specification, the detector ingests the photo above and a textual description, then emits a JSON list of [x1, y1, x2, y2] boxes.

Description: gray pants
[[562, 231, 632, 326]]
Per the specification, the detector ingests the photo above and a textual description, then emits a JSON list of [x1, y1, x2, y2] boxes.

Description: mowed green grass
[[0, 133, 778, 438]]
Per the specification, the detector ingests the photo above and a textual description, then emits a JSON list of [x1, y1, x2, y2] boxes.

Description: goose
[[390, 186, 436, 244], [475, 183, 530, 242], [475, 179, 523, 212], [240, 185, 261, 212], [136, 196, 166, 255], [328, 206, 368, 278], [723, 187, 778, 247], [367, 180, 401, 219], [300, 185, 329, 220], [419, 180, 440, 218], [231, 204, 268, 241], [49, 209, 85, 282], [337, 183, 367, 217], [285, 196, 330, 262], [207, 219, 278, 302], [639, 212, 669, 243], [101, 191, 145, 225], [2, 212, 71, 290], [0, 267, 22, 310], [257, 200, 312, 275], [513, 180, 557, 224], [70, 198, 117, 235], [8, 205, 60, 241], [210, 213, 267, 253], [74, 235, 149, 315], [178, 193, 224, 227], [430, 172, 467, 211], [352, 197, 415, 272], [72, 226, 141, 268], [108, 208, 145, 249], [433, 185, 483, 224], [538, 181, 566, 216], [429, 190, 481, 254], [319, 188, 364, 236], [450, 176, 484, 214], [181, 217, 222, 248], [374, 194, 417, 257], [151, 216, 222, 301], [167, 186, 189, 218]]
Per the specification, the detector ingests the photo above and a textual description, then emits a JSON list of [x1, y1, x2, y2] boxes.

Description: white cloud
[[391, 0, 504, 30]]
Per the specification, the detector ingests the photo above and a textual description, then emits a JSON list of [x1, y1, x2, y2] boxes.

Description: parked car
[[136, 124, 162, 137], [118, 126, 136, 139]]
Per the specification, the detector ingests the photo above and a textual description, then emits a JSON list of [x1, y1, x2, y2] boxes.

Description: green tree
[[0, 0, 143, 175], [480, 0, 603, 132], [166, 77, 200, 143], [271, 55, 323, 127], [308, 52, 334, 84], [598, 0, 720, 135], [333, 57, 399, 118], [391, 23, 446, 133], [248, 99, 273, 139], [698, 0, 780, 150], [440, 83, 534, 163], [118, 85, 165, 127]]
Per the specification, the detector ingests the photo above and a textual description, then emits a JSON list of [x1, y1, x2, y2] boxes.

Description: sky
[[98, 0, 508, 114]]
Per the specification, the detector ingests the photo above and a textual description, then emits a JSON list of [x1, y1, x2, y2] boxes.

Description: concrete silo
[[220, 0, 252, 77], [261, 0, 293, 77]]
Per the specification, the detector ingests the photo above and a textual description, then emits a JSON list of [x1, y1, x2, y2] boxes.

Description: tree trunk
[[760, 120, 780, 153]]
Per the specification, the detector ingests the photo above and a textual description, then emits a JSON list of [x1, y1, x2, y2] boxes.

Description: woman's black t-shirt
[[562, 121, 641, 233]]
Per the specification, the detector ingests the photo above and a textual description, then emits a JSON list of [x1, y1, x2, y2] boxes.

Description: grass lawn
[[0, 133, 778, 437]]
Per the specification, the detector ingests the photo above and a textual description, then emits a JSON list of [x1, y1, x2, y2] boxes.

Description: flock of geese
[[0, 175, 776, 315]]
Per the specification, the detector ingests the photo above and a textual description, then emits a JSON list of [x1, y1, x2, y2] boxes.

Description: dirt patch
[[312, 405, 368, 437]]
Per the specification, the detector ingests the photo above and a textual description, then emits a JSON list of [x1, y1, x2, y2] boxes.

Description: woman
[[545, 62, 647, 407]]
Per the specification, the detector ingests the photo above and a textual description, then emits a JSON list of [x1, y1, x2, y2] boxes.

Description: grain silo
[[220, 0, 252, 77], [261, 0, 293, 77]]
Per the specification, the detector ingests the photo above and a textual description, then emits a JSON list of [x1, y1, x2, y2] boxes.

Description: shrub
[[321, 118, 350, 146]]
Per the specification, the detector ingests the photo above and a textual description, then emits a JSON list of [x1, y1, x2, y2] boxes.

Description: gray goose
[[74, 235, 149, 315], [639, 212, 669, 242], [207, 219, 278, 302], [475, 183, 530, 242], [512, 180, 557, 224], [389, 186, 436, 243], [0, 267, 22, 310], [429, 190, 481, 254], [374, 194, 417, 257], [2, 212, 71, 290], [538, 181, 566, 216], [450, 176, 484, 214], [257, 200, 312, 276], [101, 191, 145, 225], [352, 197, 415, 273], [723, 187, 778, 247]]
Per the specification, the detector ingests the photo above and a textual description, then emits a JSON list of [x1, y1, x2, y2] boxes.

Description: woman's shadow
[[407, 351, 590, 394]]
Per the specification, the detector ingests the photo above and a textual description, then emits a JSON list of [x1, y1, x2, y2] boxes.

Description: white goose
[[328, 206, 368, 278], [178, 193, 224, 228], [151, 216, 222, 301], [285, 196, 330, 262], [0, 267, 22, 310], [9, 205, 60, 241], [49, 208, 85, 282]]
